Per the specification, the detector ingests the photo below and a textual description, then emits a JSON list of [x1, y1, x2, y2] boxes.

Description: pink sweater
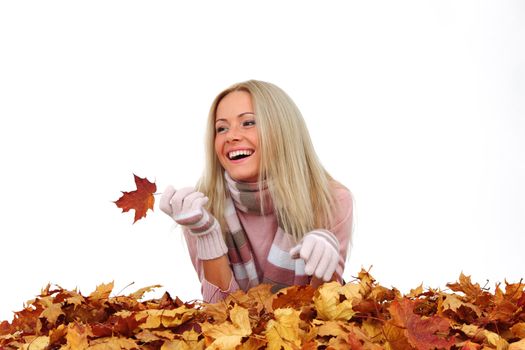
[[183, 185, 353, 303]]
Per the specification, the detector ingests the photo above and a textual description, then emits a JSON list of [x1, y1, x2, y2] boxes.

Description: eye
[[216, 126, 228, 134], [242, 120, 256, 127]]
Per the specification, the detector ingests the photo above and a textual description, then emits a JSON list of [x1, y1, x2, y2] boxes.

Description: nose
[[225, 125, 241, 142]]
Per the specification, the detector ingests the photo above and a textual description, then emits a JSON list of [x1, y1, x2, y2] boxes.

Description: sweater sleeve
[[328, 185, 354, 282], [182, 227, 240, 303]]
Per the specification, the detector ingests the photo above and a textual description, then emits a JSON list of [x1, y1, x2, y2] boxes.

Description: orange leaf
[[115, 174, 157, 223], [389, 299, 455, 350]]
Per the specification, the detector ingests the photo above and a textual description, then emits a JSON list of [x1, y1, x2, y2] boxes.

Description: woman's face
[[214, 90, 260, 182]]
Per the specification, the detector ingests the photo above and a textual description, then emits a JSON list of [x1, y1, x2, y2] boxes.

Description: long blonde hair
[[197, 80, 337, 241]]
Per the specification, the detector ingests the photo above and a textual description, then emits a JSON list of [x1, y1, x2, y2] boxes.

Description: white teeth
[[228, 149, 253, 160]]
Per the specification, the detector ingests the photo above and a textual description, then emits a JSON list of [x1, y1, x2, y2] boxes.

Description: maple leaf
[[4, 271, 525, 350], [265, 308, 301, 350], [201, 304, 252, 350], [272, 285, 315, 310], [389, 299, 455, 350], [446, 273, 483, 301], [313, 282, 358, 321], [65, 322, 90, 350], [115, 174, 157, 223]]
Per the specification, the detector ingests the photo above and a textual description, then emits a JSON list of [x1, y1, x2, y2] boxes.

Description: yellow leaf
[[509, 339, 525, 350], [201, 304, 252, 350], [161, 339, 190, 350], [314, 282, 355, 321], [136, 306, 196, 329], [66, 323, 90, 350], [65, 293, 85, 307], [482, 329, 508, 349], [362, 319, 384, 342], [40, 302, 64, 325], [152, 330, 176, 341], [407, 283, 424, 298], [129, 284, 162, 300], [316, 320, 345, 337], [230, 304, 252, 335], [202, 302, 229, 324], [383, 322, 412, 350], [459, 324, 481, 337], [87, 337, 138, 350], [442, 294, 482, 317], [88, 282, 114, 302], [21, 336, 49, 350], [135, 330, 161, 343], [239, 336, 268, 350], [265, 308, 301, 350]]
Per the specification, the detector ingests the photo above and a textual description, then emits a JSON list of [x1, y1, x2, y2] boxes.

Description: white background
[[1, 1, 524, 322]]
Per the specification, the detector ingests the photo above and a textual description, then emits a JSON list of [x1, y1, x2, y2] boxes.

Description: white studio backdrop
[[0, 1, 524, 322]]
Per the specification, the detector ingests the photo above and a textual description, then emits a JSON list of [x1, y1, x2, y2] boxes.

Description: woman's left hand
[[289, 230, 340, 282]]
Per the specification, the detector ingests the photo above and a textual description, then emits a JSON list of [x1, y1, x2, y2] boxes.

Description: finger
[[190, 196, 209, 212], [299, 236, 316, 260], [181, 191, 205, 211], [171, 187, 196, 213], [323, 255, 339, 282], [289, 244, 302, 259], [314, 246, 332, 280], [159, 185, 176, 215], [304, 245, 323, 276]]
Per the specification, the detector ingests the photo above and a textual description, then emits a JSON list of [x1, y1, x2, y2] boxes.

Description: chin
[[229, 170, 258, 183]]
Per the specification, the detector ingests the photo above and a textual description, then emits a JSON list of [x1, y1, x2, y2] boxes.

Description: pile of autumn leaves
[[1, 270, 524, 350]]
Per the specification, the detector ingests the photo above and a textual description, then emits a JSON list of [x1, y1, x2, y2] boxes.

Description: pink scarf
[[223, 172, 310, 292]]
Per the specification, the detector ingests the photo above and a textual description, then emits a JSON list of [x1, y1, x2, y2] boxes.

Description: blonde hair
[[197, 80, 337, 241]]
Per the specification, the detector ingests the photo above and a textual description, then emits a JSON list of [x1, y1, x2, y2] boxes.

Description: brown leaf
[[114, 174, 157, 223], [446, 273, 482, 301], [511, 322, 525, 339], [272, 285, 315, 310]]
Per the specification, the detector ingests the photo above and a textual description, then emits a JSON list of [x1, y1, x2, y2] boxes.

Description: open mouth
[[228, 149, 254, 161]]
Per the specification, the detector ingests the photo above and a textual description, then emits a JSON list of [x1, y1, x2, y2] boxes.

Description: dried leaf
[[129, 284, 162, 300], [88, 281, 114, 303], [114, 174, 157, 223], [66, 322, 90, 350], [265, 308, 301, 350], [2, 271, 525, 350], [20, 336, 49, 350], [509, 339, 525, 350], [201, 304, 251, 350], [314, 282, 356, 321], [389, 299, 455, 350]]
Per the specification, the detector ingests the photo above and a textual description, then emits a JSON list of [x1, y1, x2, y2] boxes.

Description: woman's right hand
[[159, 186, 210, 229], [160, 186, 228, 261]]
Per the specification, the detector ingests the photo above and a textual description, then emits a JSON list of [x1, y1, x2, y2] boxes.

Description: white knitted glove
[[160, 186, 228, 260], [289, 230, 340, 282]]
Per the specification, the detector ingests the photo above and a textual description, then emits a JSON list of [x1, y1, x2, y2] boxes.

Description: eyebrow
[[215, 112, 255, 123]]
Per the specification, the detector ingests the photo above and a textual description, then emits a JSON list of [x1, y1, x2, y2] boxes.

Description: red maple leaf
[[114, 174, 156, 223], [389, 299, 455, 350]]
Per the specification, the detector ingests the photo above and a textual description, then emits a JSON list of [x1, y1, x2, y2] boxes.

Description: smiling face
[[214, 90, 260, 182]]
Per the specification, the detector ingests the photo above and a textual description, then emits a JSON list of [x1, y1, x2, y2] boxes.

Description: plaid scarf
[[223, 172, 309, 292]]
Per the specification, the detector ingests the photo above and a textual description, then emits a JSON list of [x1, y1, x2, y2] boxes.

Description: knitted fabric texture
[[223, 172, 310, 292]]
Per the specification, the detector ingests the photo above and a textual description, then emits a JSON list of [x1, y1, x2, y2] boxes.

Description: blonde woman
[[160, 80, 353, 303]]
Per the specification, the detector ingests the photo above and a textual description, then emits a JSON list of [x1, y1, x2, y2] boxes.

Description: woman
[[160, 80, 353, 303]]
